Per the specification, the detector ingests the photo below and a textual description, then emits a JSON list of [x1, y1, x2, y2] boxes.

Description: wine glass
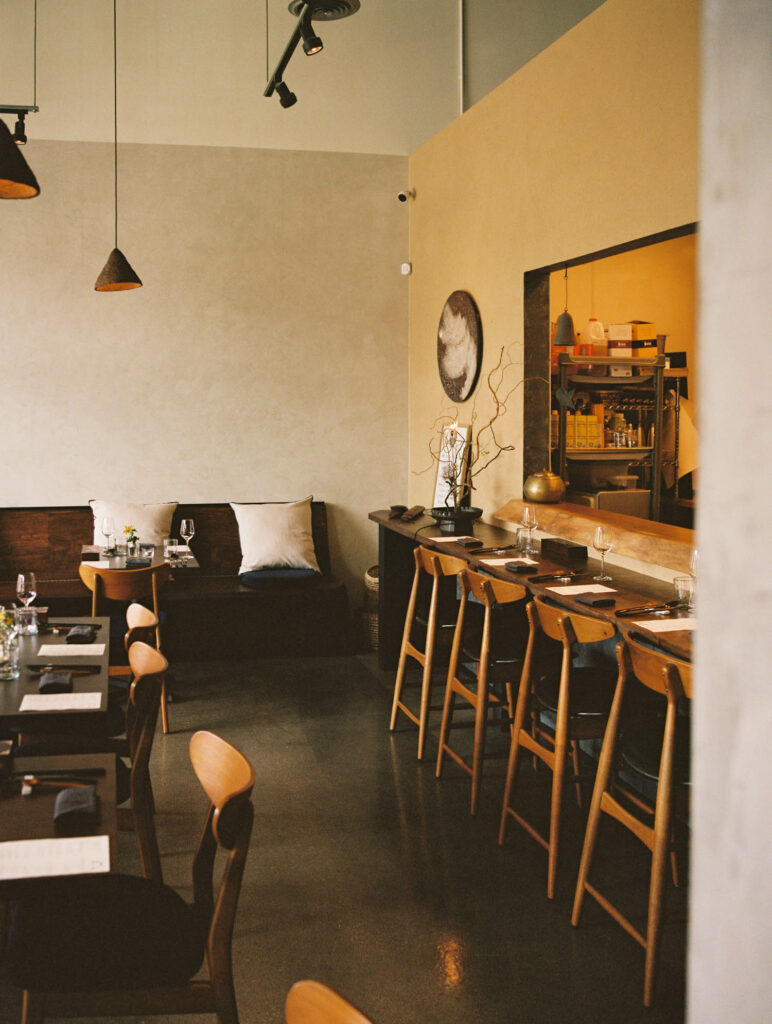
[[180, 518, 195, 553], [16, 572, 37, 607], [101, 516, 116, 554], [592, 527, 613, 582], [521, 506, 539, 555]]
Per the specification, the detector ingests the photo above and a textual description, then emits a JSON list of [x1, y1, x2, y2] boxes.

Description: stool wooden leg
[[572, 670, 626, 926], [416, 577, 440, 761], [160, 678, 170, 734], [498, 653, 532, 845], [22, 990, 45, 1024], [436, 596, 466, 778], [390, 568, 419, 733], [643, 699, 677, 1007]]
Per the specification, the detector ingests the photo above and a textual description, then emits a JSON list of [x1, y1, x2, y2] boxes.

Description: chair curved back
[[285, 980, 375, 1024], [624, 634, 692, 702], [463, 568, 526, 607], [532, 594, 616, 646], [79, 562, 170, 616], [188, 730, 255, 1007], [413, 545, 467, 579], [124, 601, 159, 652], [125, 641, 168, 882]]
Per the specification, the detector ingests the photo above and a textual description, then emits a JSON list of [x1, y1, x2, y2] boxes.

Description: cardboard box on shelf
[[608, 321, 658, 341]]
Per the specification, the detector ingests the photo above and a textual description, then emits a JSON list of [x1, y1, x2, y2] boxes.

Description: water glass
[[163, 537, 178, 561], [15, 606, 38, 636], [673, 575, 695, 610]]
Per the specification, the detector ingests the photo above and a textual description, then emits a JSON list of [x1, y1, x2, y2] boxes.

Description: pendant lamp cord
[[265, 0, 269, 83], [33, 0, 37, 107], [563, 265, 568, 313], [113, 0, 118, 250]]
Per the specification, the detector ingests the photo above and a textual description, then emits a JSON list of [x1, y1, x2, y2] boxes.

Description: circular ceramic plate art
[[437, 290, 482, 402]]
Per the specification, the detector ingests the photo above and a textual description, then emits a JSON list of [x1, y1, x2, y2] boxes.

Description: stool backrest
[[532, 595, 616, 646], [414, 545, 467, 579], [623, 634, 692, 701], [464, 568, 526, 607]]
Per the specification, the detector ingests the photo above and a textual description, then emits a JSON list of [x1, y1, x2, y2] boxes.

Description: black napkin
[[506, 562, 538, 574], [575, 593, 616, 607], [66, 625, 96, 644], [38, 671, 73, 694], [456, 537, 483, 549], [125, 556, 151, 568], [53, 785, 100, 835]]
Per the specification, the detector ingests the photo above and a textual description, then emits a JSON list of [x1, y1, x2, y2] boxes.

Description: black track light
[[276, 81, 297, 108], [13, 113, 27, 145], [299, 5, 323, 54]]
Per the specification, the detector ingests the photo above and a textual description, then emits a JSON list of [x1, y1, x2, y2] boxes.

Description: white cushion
[[230, 498, 320, 574], [90, 500, 178, 547]]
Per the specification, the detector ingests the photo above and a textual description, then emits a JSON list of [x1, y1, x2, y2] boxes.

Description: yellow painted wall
[[407, 0, 699, 515]]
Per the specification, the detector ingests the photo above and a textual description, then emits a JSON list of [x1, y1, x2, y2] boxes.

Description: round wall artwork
[[437, 290, 482, 402]]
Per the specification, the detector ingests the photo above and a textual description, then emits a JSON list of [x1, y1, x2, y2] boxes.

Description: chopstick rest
[[38, 671, 74, 694], [66, 625, 97, 644], [53, 785, 100, 835]]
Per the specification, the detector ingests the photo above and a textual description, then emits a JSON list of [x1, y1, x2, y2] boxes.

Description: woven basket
[[363, 565, 379, 648]]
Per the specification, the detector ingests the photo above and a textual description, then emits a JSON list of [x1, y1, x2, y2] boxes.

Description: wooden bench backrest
[[0, 502, 333, 580]]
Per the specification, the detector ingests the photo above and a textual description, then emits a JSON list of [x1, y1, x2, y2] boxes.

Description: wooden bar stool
[[435, 569, 527, 814], [498, 595, 617, 899], [571, 635, 691, 1007], [389, 546, 467, 760]]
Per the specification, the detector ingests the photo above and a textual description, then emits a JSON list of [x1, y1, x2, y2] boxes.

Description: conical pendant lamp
[[95, 0, 141, 291], [553, 265, 577, 347], [0, 118, 39, 198]]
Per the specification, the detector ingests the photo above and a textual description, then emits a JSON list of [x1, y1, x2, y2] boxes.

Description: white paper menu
[[546, 584, 616, 595], [19, 692, 102, 712], [0, 835, 110, 880], [36, 644, 105, 658], [633, 617, 697, 632]]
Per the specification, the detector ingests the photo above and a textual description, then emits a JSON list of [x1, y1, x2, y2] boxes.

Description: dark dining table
[[0, 617, 110, 732], [80, 544, 200, 571], [0, 751, 117, 899], [369, 509, 694, 666]]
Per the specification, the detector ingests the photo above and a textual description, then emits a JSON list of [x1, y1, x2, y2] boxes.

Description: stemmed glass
[[16, 572, 37, 608], [101, 516, 116, 554], [592, 527, 613, 582], [521, 506, 539, 555], [180, 518, 195, 554]]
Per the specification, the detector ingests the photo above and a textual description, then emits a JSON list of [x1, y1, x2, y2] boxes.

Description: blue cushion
[[240, 568, 319, 587], [4, 874, 205, 991]]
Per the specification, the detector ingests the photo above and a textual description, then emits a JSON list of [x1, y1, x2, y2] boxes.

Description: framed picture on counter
[[433, 424, 471, 508]]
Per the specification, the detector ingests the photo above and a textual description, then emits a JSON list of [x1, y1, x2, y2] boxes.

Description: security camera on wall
[[397, 189, 415, 203]]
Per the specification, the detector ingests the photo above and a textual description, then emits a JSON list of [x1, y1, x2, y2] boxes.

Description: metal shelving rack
[[556, 353, 667, 521]]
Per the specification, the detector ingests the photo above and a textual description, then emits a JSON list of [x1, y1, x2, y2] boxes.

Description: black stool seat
[[533, 666, 617, 718], [620, 709, 691, 784]]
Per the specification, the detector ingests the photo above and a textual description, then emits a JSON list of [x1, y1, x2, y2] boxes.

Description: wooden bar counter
[[369, 506, 694, 670]]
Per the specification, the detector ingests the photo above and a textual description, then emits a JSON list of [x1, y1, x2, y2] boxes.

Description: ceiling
[[0, 0, 605, 155]]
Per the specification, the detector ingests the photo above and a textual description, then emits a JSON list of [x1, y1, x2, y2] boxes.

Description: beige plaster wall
[[0, 140, 408, 595], [407, 0, 699, 517], [691, 0, 772, 1019]]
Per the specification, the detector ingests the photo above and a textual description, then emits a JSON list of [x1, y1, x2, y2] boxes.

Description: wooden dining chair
[[285, 980, 376, 1024], [6, 730, 256, 1024], [78, 562, 173, 733], [571, 636, 692, 1006], [498, 596, 617, 899], [389, 546, 467, 760], [435, 569, 527, 814]]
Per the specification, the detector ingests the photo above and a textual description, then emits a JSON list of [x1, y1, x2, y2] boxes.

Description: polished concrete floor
[[1, 653, 687, 1023]]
